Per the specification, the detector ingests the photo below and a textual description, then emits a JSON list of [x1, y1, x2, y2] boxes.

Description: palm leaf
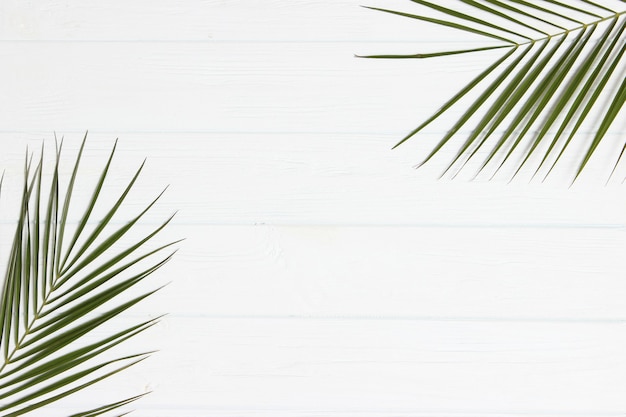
[[0, 134, 179, 415], [362, 0, 626, 182]]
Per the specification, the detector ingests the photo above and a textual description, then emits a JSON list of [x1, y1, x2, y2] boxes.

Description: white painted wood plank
[[1, 133, 624, 227], [0, 0, 487, 42], [1, 0, 624, 42], [123, 224, 626, 320], [0, 0, 387, 41], [1, 221, 623, 321], [0, 41, 501, 134], [45, 316, 626, 416]]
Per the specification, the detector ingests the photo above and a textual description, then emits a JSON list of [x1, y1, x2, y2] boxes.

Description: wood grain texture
[[0, 0, 625, 415]]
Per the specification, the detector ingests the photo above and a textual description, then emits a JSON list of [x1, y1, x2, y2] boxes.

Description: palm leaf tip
[[0, 134, 179, 416], [364, 0, 626, 183]]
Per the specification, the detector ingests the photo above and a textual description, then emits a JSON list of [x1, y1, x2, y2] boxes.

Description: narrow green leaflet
[[68, 393, 150, 417], [0, 135, 177, 415], [608, 142, 626, 183], [364, 0, 626, 182], [362, 6, 517, 43], [575, 58, 626, 180], [358, 45, 510, 59]]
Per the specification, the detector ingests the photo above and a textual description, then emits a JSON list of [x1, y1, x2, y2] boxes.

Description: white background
[[1, 0, 626, 415]]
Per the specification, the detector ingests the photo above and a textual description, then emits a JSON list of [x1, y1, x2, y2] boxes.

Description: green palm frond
[[362, 0, 626, 183], [0, 134, 178, 415]]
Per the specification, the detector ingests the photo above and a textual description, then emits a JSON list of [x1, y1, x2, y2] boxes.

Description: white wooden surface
[[1, 0, 626, 415]]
